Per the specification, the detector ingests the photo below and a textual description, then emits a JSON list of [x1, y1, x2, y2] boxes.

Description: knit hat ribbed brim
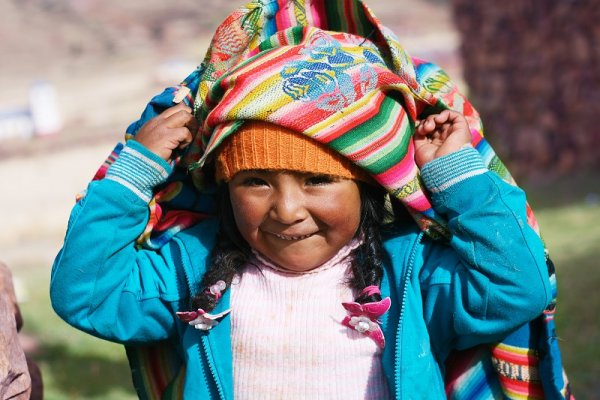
[[215, 120, 371, 183]]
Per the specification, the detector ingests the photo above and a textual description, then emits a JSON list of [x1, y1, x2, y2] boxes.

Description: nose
[[270, 185, 308, 224]]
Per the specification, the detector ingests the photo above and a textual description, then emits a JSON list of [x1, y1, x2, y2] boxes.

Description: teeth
[[274, 233, 312, 241]]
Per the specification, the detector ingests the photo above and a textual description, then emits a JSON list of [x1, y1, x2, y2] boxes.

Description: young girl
[[51, 105, 550, 398], [50, 1, 567, 399]]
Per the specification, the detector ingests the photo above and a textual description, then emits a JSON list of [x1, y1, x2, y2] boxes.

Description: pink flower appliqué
[[342, 296, 391, 348], [176, 308, 231, 331]]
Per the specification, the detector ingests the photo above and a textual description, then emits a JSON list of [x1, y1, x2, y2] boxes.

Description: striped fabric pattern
[[444, 346, 504, 399], [190, 25, 450, 233], [105, 141, 172, 202], [80, 1, 573, 399], [420, 146, 487, 194], [125, 343, 186, 400], [491, 343, 545, 399]]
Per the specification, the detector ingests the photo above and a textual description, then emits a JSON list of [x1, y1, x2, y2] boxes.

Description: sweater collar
[[249, 237, 362, 275]]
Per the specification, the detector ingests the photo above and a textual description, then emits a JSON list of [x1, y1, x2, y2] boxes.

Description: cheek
[[340, 200, 362, 236], [229, 193, 258, 233], [321, 187, 362, 237]]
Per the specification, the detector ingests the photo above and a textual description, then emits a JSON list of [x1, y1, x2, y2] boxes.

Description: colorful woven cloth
[[88, 1, 573, 398]]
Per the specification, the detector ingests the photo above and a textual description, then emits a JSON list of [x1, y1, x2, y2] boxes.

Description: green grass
[[18, 261, 137, 400], [15, 174, 600, 399], [523, 173, 600, 399]]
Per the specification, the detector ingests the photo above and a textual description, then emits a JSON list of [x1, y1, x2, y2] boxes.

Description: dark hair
[[191, 185, 250, 311], [191, 181, 394, 311]]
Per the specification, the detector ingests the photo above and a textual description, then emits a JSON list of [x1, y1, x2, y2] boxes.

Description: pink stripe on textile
[[206, 53, 297, 123], [347, 111, 405, 160], [275, 0, 293, 31], [308, 0, 327, 28], [402, 192, 433, 213], [470, 129, 484, 147], [309, 94, 384, 143], [202, 121, 238, 155], [373, 142, 417, 186]]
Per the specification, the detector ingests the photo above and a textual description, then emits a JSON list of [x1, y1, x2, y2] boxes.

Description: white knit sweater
[[230, 243, 390, 399]]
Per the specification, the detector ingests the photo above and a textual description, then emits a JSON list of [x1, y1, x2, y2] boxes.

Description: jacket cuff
[[420, 146, 488, 194], [105, 140, 173, 202]]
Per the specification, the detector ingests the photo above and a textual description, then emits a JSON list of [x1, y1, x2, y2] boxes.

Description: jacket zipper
[[175, 240, 225, 399], [394, 232, 423, 398], [200, 336, 226, 399]]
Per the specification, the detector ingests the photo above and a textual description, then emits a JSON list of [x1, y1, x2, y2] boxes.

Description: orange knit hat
[[214, 120, 371, 183]]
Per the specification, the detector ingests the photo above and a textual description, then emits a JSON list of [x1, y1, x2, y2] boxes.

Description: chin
[[275, 256, 327, 272]]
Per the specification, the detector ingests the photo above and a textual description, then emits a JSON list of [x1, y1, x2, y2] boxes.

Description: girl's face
[[228, 170, 361, 273]]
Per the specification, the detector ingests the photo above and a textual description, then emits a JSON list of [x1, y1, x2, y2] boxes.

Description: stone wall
[[451, 0, 600, 177]]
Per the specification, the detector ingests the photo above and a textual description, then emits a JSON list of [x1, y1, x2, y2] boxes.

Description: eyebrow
[[239, 170, 341, 179]]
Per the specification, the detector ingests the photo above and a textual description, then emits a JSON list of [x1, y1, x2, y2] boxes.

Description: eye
[[241, 177, 269, 187], [305, 174, 338, 186]]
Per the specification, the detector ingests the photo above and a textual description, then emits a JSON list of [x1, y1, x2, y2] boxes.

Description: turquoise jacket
[[50, 141, 551, 399]]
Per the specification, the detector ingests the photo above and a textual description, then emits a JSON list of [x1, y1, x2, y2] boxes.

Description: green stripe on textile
[[325, 1, 346, 32], [329, 95, 398, 149], [330, 97, 401, 153], [488, 155, 508, 177], [241, 5, 262, 33], [355, 1, 373, 37], [330, 97, 412, 174], [327, 0, 372, 38], [360, 127, 412, 174], [348, 0, 367, 37], [291, 24, 305, 44], [260, 25, 304, 51]]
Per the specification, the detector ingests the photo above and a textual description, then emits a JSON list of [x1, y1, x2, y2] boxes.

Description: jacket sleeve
[[417, 146, 552, 351], [50, 140, 190, 344]]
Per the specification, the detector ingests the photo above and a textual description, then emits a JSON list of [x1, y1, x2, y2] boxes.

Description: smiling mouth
[[272, 233, 314, 241]]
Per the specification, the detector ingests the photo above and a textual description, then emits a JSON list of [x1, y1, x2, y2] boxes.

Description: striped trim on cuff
[[420, 146, 488, 194], [105, 140, 172, 202]]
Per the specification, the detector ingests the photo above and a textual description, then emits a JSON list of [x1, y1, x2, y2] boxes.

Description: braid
[[191, 185, 250, 312], [349, 182, 389, 304], [192, 180, 409, 310]]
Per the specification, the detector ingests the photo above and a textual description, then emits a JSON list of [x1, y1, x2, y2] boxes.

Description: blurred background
[[0, 0, 598, 398]]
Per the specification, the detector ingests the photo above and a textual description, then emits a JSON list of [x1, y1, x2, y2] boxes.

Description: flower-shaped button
[[341, 297, 391, 348]]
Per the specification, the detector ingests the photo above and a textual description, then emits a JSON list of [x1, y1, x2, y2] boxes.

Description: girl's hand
[[134, 103, 199, 161], [413, 110, 472, 168]]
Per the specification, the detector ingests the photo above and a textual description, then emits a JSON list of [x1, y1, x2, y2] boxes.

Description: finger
[[416, 116, 437, 136], [435, 109, 466, 127], [438, 122, 452, 141], [184, 114, 199, 134], [165, 109, 197, 129], [414, 121, 427, 137], [432, 110, 453, 125], [170, 127, 194, 149], [161, 103, 192, 119], [413, 132, 430, 145]]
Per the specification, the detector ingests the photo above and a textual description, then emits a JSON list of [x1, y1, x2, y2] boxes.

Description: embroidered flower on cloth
[[176, 308, 231, 331], [341, 286, 391, 348]]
